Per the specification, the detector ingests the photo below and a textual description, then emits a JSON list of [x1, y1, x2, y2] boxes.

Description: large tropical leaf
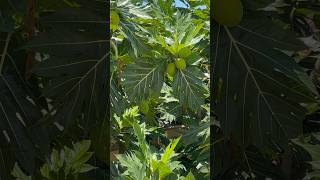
[[0, 74, 37, 178], [245, 146, 284, 179], [122, 60, 164, 102], [120, 21, 150, 57], [111, 80, 128, 115], [213, 12, 317, 149], [116, 0, 152, 19], [25, 8, 108, 130], [114, 0, 152, 57], [0, 33, 49, 179], [172, 66, 208, 110]]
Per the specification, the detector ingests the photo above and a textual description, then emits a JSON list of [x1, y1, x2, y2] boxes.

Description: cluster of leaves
[[12, 140, 95, 180], [110, 0, 210, 179], [114, 107, 187, 179]]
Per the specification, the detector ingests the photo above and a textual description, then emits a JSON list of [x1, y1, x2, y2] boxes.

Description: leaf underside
[[213, 14, 316, 149], [27, 8, 108, 130], [0, 73, 50, 177]]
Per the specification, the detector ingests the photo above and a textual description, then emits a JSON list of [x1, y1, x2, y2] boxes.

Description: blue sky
[[174, 0, 206, 9], [175, 0, 188, 8]]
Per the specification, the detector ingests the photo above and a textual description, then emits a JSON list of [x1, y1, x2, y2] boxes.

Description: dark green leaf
[[122, 60, 164, 102], [26, 8, 108, 130], [172, 66, 208, 110], [213, 14, 317, 149], [242, 0, 274, 10]]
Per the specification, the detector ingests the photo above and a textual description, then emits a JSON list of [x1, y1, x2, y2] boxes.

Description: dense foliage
[[1, 0, 320, 179], [110, 0, 210, 179]]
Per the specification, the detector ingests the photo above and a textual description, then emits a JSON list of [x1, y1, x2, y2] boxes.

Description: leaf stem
[[111, 40, 118, 59], [0, 32, 12, 75]]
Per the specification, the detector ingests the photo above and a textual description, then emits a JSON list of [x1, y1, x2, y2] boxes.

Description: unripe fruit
[[139, 100, 149, 114], [175, 58, 186, 70], [178, 47, 192, 58], [166, 62, 176, 77], [110, 11, 120, 31], [213, 0, 243, 27]]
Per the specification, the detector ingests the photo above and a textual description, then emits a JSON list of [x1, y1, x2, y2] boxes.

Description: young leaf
[[157, 161, 172, 178], [161, 137, 181, 163], [11, 163, 32, 180], [116, 153, 146, 179], [40, 164, 50, 179], [132, 121, 151, 159], [185, 171, 196, 180], [78, 164, 96, 173]]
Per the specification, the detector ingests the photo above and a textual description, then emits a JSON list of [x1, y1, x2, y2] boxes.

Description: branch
[[24, 0, 36, 80]]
